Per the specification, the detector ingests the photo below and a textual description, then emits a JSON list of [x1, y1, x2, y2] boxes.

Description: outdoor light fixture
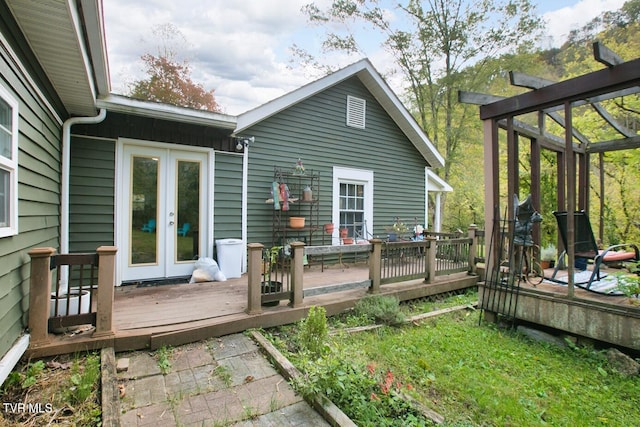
[[234, 136, 254, 151]]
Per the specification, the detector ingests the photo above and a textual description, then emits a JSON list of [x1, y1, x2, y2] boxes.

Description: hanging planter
[[339, 228, 348, 239], [324, 223, 334, 234]]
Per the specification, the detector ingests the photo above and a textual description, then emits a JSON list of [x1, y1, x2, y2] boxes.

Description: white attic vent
[[346, 95, 366, 129]]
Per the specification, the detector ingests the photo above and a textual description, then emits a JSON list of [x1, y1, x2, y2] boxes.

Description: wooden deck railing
[[28, 246, 117, 347], [246, 225, 481, 314]]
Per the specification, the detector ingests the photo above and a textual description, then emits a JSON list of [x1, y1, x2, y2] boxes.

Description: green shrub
[[297, 306, 328, 358], [354, 294, 406, 326], [292, 349, 428, 426]]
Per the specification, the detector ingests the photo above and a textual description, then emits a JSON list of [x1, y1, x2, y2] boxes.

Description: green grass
[[266, 291, 640, 426]]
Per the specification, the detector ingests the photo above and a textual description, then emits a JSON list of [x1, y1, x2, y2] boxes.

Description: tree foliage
[[128, 23, 221, 112], [298, 0, 544, 225]]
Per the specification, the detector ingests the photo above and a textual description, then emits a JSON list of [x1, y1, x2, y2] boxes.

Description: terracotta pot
[[339, 228, 348, 238], [342, 237, 354, 245], [324, 223, 334, 234], [289, 217, 305, 228]]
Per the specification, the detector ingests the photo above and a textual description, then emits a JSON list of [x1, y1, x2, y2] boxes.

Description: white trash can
[[215, 238, 243, 278]]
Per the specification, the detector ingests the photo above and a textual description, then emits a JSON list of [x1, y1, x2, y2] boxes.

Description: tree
[[128, 24, 221, 112], [297, 0, 543, 228]]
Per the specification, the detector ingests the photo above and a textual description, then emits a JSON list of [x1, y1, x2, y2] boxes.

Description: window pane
[[0, 98, 12, 159], [339, 182, 365, 239], [131, 156, 158, 265], [0, 169, 8, 227], [176, 160, 200, 261]]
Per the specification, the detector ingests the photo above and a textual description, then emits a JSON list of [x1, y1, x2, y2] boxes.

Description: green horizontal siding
[[245, 77, 428, 246], [0, 8, 66, 357], [69, 137, 116, 253], [214, 153, 243, 244]]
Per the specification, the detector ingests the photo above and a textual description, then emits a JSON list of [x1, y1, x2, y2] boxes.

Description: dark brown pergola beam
[[510, 71, 637, 138], [459, 91, 586, 149], [593, 41, 624, 67], [480, 58, 640, 120], [586, 135, 640, 153]]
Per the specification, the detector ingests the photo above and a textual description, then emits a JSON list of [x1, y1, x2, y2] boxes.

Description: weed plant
[[0, 353, 101, 426], [156, 345, 172, 374], [266, 290, 640, 426], [353, 294, 406, 326]]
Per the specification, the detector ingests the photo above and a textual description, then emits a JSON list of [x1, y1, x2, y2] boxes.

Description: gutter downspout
[[60, 109, 107, 290], [241, 145, 249, 273]]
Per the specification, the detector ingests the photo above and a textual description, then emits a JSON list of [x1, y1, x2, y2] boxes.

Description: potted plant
[[385, 220, 408, 242], [615, 268, 640, 306], [324, 223, 334, 234], [261, 246, 283, 306], [540, 244, 556, 269]]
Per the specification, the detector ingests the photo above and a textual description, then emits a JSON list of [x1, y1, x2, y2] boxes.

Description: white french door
[[120, 144, 209, 282]]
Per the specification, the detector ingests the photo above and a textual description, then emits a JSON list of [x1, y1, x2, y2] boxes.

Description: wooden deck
[[26, 262, 479, 358]]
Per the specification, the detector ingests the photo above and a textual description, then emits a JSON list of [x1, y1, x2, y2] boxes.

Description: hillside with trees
[[298, 0, 639, 246]]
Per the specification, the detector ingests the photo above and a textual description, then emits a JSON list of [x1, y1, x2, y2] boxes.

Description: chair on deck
[[141, 219, 156, 232], [177, 222, 190, 237], [551, 210, 639, 289]]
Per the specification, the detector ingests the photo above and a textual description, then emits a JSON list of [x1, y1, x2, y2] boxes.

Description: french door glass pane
[[131, 156, 158, 265], [176, 160, 200, 262]]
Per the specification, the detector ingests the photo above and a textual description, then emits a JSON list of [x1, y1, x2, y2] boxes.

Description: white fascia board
[[356, 65, 445, 169], [97, 94, 237, 129], [235, 60, 370, 133], [426, 168, 453, 192], [80, 0, 111, 95], [235, 58, 445, 169]]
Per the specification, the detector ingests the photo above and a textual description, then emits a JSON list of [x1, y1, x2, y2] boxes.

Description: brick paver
[[116, 333, 330, 426]]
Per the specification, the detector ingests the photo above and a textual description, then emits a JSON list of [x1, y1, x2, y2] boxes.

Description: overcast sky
[[103, 0, 628, 115]]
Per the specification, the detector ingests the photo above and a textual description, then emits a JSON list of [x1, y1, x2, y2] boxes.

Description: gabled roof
[[236, 59, 445, 169], [6, 0, 110, 116]]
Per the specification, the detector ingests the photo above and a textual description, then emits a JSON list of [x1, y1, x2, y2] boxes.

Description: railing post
[[93, 246, 117, 338], [369, 239, 382, 293], [425, 236, 437, 284], [28, 247, 56, 347], [246, 243, 263, 315], [468, 224, 478, 275], [290, 241, 305, 307]]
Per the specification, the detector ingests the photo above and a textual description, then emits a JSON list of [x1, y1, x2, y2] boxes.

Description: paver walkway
[[117, 333, 329, 426]]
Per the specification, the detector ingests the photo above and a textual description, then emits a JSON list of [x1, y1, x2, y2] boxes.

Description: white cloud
[[541, 0, 626, 48], [103, 0, 628, 115]]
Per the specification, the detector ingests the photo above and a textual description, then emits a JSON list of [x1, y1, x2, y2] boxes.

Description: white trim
[[424, 168, 452, 232], [0, 85, 19, 238], [0, 334, 29, 386], [115, 138, 215, 284], [236, 59, 444, 168], [426, 168, 453, 192], [98, 94, 237, 129], [332, 166, 374, 244]]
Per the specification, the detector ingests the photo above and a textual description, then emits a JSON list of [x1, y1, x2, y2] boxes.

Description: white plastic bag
[[189, 257, 227, 282]]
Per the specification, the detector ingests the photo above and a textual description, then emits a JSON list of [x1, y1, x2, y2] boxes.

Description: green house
[[0, 0, 449, 377]]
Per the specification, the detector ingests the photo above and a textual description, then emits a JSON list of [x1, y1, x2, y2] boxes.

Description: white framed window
[[0, 85, 18, 238], [332, 167, 373, 243], [346, 95, 366, 129]]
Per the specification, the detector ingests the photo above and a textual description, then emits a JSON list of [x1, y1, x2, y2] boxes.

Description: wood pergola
[[461, 42, 640, 296]]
